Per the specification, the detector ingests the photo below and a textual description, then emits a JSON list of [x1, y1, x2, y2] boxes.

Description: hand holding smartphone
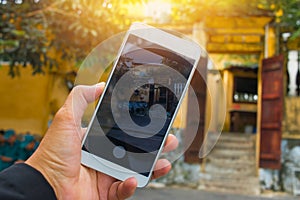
[[81, 23, 201, 187]]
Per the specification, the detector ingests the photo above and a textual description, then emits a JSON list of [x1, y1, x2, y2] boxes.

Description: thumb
[[65, 83, 105, 130]]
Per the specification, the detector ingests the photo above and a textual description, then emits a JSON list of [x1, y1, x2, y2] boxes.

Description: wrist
[[25, 152, 61, 198], [25, 153, 78, 200]]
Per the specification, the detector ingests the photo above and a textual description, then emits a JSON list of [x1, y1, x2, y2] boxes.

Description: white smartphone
[[81, 23, 201, 187]]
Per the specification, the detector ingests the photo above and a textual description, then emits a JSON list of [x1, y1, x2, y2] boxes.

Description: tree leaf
[[11, 30, 26, 37]]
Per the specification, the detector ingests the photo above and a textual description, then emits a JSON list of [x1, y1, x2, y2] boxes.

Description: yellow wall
[[283, 97, 300, 135], [266, 26, 276, 57], [0, 65, 69, 135], [206, 72, 227, 132], [0, 62, 187, 136]]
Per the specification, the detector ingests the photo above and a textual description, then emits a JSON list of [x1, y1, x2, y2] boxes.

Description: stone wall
[[280, 97, 300, 195], [281, 140, 300, 195], [259, 139, 300, 195]]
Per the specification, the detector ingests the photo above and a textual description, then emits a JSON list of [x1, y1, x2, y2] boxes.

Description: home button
[[113, 146, 126, 159]]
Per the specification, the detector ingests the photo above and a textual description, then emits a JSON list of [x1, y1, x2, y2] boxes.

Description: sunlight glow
[[102, 1, 113, 9], [144, 0, 172, 24], [15, 0, 22, 4]]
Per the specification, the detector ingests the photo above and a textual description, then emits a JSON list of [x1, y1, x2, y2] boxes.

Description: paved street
[[130, 187, 299, 200]]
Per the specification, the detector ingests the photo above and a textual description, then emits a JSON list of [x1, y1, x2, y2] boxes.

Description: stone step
[[201, 172, 256, 181], [208, 150, 256, 162], [200, 175, 259, 185], [213, 140, 255, 150], [208, 157, 255, 168], [210, 147, 255, 157], [198, 176, 260, 195], [204, 164, 256, 177], [208, 132, 255, 142], [200, 132, 259, 195], [206, 135, 255, 151], [208, 141, 255, 151]]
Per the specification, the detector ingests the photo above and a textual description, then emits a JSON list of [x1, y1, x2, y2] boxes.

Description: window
[[233, 77, 258, 103]]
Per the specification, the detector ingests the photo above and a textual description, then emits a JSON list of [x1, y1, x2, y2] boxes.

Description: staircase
[[198, 132, 260, 195]]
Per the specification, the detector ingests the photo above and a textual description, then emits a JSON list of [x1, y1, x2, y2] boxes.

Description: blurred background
[[1, 0, 300, 198]]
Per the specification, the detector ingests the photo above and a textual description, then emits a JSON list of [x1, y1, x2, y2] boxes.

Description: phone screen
[[83, 34, 195, 176]]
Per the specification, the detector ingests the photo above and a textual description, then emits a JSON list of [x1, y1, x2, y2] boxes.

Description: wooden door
[[184, 56, 207, 163], [259, 55, 284, 169]]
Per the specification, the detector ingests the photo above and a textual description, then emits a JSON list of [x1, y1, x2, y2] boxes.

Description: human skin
[[26, 83, 178, 200]]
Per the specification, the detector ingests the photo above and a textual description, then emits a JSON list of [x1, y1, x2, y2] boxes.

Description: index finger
[[162, 134, 178, 153]]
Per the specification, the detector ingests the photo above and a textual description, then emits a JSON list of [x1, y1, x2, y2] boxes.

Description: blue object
[[3, 130, 15, 140], [20, 135, 35, 149]]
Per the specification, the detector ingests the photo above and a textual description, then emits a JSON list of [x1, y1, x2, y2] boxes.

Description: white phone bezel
[[81, 22, 201, 187]]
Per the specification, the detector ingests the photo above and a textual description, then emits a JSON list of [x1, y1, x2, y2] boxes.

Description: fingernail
[[96, 82, 105, 87]]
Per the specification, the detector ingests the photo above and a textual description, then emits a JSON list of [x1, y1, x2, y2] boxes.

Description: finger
[[71, 83, 105, 126], [162, 134, 178, 153], [152, 159, 171, 179], [96, 172, 117, 200], [52, 83, 105, 141], [108, 178, 137, 200]]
